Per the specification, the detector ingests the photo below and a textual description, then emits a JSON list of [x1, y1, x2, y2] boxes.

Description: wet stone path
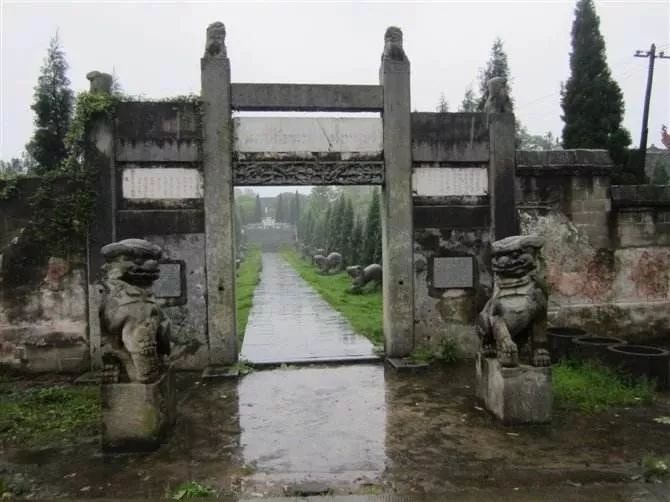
[[240, 252, 378, 365]]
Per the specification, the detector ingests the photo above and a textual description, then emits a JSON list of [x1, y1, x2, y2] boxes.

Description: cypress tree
[[275, 194, 284, 222], [350, 218, 364, 265], [561, 0, 631, 167], [341, 198, 355, 264], [363, 190, 382, 265], [477, 37, 514, 111], [27, 32, 74, 173], [254, 194, 262, 222], [460, 85, 478, 112]]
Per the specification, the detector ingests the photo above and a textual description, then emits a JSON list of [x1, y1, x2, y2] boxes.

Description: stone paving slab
[[240, 253, 378, 364]]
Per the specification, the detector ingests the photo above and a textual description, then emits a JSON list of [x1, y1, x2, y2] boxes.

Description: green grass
[[553, 359, 655, 413], [0, 384, 99, 445], [281, 249, 383, 346], [169, 481, 216, 500], [235, 246, 263, 345]]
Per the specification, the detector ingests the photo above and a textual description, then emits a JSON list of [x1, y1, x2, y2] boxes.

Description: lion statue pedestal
[[475, 235, 552, 424], [98, 239, 176, 452]]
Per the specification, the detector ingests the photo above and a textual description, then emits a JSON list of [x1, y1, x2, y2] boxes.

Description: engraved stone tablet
[[153, 263, 183, 298], [412, 167, 488, 196], [122, 168, 203, 200], [433, 257, 474, 288]]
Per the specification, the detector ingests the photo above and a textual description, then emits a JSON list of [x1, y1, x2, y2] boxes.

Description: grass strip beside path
[[236, 247, 263, 345], [281, 249, 383, 346]]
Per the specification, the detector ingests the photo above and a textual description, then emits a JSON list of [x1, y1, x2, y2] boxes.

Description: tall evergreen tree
[[275, 194, 285, 222], [342, 198, 355, 264], [477, 37, 514, 111], [350, 218, 364, 265], [363, 189, 382, 265], [459, 85, 478, 112], [254, 194, 262, 222], [436, 93, 449, 113], [27, 32, 74, 173], [292, 191, 300, 225], [561, 0, 631, 166], [328, 194, 347, 252]]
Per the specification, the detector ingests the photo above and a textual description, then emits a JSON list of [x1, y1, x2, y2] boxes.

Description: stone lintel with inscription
[[412, 167, 488, 197], [234, 161, 384, 186], [122, 168, 203, 200]]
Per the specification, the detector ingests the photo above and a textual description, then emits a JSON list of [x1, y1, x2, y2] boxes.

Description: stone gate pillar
[[379, 27, 414, 357], [201, 22, 238, 366], [85, 71, 115, 371]]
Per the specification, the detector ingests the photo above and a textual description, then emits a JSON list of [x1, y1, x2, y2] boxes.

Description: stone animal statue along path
[[239, 253, 378, 365]]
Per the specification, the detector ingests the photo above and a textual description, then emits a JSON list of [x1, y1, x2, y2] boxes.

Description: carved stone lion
[[382, 26, 407, 62], [484, 76, 513, 114], [205, 21, 227, 58], [477, 235, 549, 367], [100, 239, 171, 383]]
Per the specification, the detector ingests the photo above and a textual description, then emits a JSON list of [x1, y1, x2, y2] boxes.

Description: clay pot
[[573, 336, 626, 364], [605, 344, 670, 390], [547, 327, 586, 363]]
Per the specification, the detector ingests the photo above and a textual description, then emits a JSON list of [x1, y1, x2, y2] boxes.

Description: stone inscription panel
[[153, 262, 183, 298], [412, 167, 488, 197], [234, 117, 383, 153], [122, 168, 203, 200], [433, 257, 474, 288]]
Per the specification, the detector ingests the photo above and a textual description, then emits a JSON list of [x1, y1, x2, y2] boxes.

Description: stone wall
[[244, 224, 296, 251], [112, 101, 209, 370], [1, 178, 88, 373]]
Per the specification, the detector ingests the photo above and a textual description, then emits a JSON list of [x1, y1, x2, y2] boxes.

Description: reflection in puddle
[[238, 364, 385, 484]]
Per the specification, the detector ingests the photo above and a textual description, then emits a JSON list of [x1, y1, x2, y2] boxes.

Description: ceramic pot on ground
[[547, 327, 586, 363], [573, 336, 626, 364], [605, 344, 670, 390]]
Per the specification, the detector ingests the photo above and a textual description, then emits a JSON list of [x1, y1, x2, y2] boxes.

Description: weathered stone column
[[379, 27, 414, 357], [201, 22, 238, 366], [85, 71, 115, 371], [488, 113, 518, 239]]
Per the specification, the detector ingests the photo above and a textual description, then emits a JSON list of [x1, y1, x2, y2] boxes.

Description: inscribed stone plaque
[[234, 117, 383, 153], [153, 263, 183, 298], [122, 168, 203, 200], [433, 257, 474, 288], [412, 167, 488, 196]]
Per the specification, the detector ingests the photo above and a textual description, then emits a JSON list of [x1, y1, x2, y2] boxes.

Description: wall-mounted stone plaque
[[433, 257, 474, 288], [412, 167, 488, 196], [122, 168, 203, 200], [153, 262, 183, 299]]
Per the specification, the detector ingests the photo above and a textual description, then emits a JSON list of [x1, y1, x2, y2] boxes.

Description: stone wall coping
[[516, 149, 613, 176], [611, 184, 670, 208]]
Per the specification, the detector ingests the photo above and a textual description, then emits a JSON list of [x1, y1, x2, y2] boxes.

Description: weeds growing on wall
[[553, 359, 655, 413], [281, 248, 383, 346], [20, 91, 117, 258]]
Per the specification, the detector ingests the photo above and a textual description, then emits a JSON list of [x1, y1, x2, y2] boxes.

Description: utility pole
[[634, 44, 670, 168]]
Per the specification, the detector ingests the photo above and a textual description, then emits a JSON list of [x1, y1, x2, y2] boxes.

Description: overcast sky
[[1, 0, 668, 196]]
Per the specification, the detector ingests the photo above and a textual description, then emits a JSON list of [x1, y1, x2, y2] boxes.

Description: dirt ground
[[1, 362, 670, 499]]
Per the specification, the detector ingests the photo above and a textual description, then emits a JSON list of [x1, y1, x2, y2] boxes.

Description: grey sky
[[1, 1, 668, 197]]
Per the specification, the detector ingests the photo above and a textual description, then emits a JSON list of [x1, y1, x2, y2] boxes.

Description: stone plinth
[[101, 369, 176, 452], [476, 354, 552, 424]]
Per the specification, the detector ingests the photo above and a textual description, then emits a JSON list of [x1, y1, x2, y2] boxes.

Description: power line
[[634, 43, 670, 165]]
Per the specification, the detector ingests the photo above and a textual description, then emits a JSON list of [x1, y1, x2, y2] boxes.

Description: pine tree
[[460, 85, 478, 112], [436, 93, 449, 113], [363, 189, 382, 265], [292, 191, 300, 225], [561, 0, 631, 167], [328, 195, 346, 253], [27, 32, 74, 173], [477, 37, 514, 111], [254, 194, 262, 222]]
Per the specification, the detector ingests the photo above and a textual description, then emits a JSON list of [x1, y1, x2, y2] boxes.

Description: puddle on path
[[3, 362, 670, 499]]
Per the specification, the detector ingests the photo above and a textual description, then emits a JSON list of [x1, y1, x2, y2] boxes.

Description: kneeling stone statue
[[475, 235, 552, 424], [99, 239, 175, 451]]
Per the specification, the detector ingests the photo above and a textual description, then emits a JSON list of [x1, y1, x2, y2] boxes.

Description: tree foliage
[[478, 37, 514, 111], [459, 85, 478, 112], [27, 32, 74, 173], [561, 0, 631, 167]]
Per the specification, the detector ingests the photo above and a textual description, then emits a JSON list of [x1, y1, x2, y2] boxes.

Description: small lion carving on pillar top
[[484, 76, 513, 113], [100, 239, 171, 383], [205, 21, 227, 58], [477, 235, 549, 367], [382, 26, 407, 62]]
